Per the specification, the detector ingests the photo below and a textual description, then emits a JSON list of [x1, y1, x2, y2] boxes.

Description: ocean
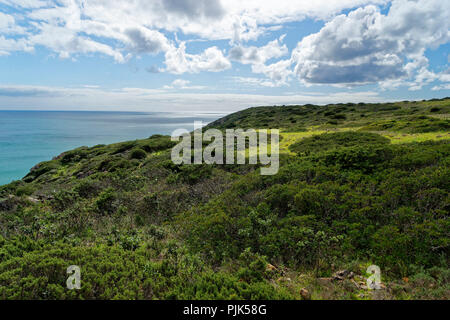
[[0, 110, 225, 186]]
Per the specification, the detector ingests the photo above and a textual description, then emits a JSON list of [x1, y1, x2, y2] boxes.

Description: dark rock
[[0, 196, 16, 211], [53, 152, 67, 161], [300, 288, 311, 300], [266, 263, 277, 272], [26, 196, 40, 204], [23, 175, 35, 183], [332, 270, 353, 281], [36, 194, 54, 201], [76, 170, 94, 179]]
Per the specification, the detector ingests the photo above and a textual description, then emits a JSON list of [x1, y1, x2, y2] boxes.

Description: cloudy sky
[[0, 0, 449, 112]]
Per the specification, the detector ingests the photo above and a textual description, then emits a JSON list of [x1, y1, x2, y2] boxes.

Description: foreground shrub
[[129, 148, 147, 160], [289, 131, 390, 155]]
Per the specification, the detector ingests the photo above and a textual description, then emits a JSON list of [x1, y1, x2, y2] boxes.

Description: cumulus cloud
[[0, 36, 33, 56], [291, 0, 450, 86], [124, 27, 170, 54], [229, 36, 288, 65], [0, 0, 48, 9], [251, 59, 293, 87], [0, 0, 389, 58], [432, 83, 450, 91], [164, 42, 231, 74], [171, 79, 190, 87], [0, 12, 15, 32], [229, 35, 291, 86], [28, 23, 125, 62], [431, 69, 450, 91], [0, 0, 449, 91], [162, 0, 225, 20], [0, 12, 28, 38], [146, 65, 161, 73]]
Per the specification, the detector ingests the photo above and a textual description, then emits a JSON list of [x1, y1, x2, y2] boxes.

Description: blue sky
[[0, 0, 449, 112]]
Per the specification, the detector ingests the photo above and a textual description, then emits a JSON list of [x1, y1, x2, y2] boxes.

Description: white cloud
[[0, 84, 387, 112], [430, 69, 450, 91], [437, 69, 450, 83], [146, 65, 161, 73], [229, 35, 291, 86], [162, 0, 225, 20], [0, 36, 33, 56], [232, 77, 280, 88], [432, 83, 450, 91], [0, 12, 14, 30], [164, 42, 231, 74], [163, 79, 207, 90], [0, 0, 449, 92], [251, 59, 293, 87], [0, 12, 27, 35], [223, 0, 389, 24], [172, 79, 191, 87], [0, 0, 388, 58], [291, 0, 450, 86], [124, 27, 170, 54], [407, 67, 438, 91], [229, 36, 288, 65], [0, 0, 49, 9], [217, 0, 389, 42], [28, 23, 125, 62]]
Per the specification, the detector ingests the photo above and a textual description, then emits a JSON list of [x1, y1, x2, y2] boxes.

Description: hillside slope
[[0, 98, 449, 300]]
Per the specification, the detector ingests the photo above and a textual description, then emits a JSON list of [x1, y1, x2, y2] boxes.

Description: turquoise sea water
[[0, 111, 225, 186]]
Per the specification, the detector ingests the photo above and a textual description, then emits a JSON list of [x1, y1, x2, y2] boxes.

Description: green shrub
[[319, 145, 394, 173], [265, 184, 297, 217], [60, 149, 88, 164], [142, 136, 176, 153], [15, 185, 35, 196], [294, 188, 325, 215], [129, 148, 147, 160], [289, 131, 389, 154], [0, 241, 151, 299], [112, 141, 136, 155], [95, 188, 117, 214], [52, 190, 78, 211], [1, 98, 449, 300], [332, 114, 347, 120], [361, 116, 450, 133], [23, 161, 60, 181], [169, 165, 213, 185], [73, 179, 100, 198]]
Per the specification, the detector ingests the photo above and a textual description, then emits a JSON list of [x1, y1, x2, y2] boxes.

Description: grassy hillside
[[0, 98, 449, 300]]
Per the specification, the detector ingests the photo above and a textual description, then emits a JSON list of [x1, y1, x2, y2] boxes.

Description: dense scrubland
[[0, 98, 449, 300]]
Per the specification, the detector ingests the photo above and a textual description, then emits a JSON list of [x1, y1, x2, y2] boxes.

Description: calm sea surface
[[0, 110, 225, 185]]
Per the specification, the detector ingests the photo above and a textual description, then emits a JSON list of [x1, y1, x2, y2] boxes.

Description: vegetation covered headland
[[0, 98, 449, 299]]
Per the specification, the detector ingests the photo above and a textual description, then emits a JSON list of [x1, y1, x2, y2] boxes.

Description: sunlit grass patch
[[236, 129, 280, 159], [279, 128, 358, 154], [279, 130, 326, 154], [278, 128, 450, 154], [379, 131, 450, 144], [428, 114, 450, 120]]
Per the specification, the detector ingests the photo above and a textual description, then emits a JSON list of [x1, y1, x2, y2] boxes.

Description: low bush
[[129, 148, 147, 160]]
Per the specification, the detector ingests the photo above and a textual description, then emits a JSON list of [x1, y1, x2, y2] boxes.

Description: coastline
[[0, 110, 226, 186]]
